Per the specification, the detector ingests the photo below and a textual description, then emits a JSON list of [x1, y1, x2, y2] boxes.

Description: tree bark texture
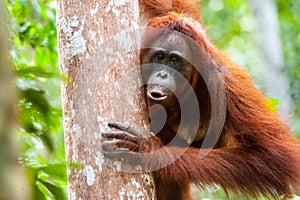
[[56, 0, 155, 199]]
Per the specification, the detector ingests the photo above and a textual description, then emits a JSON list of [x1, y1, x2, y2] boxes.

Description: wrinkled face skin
[[141, 31, 194, 108]]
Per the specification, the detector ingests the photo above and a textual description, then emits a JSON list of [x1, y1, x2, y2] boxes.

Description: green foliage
[[276, 0, 300, 138], [264, 98, 280, 113], [6, 0, 67, 199]]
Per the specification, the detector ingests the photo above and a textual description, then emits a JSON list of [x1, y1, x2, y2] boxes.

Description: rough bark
[[0, 2, 30, 199], [56, 0, 155, 199], [248, 0, 294, 117]]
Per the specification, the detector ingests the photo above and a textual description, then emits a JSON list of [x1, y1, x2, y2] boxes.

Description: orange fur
[[140, 0, 201, 20], [140, 0, 300, 199]]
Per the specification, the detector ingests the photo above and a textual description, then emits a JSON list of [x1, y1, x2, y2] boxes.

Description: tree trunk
[[56, 0, 155, 199], [0, 2, 30, 199], [248, 0, 294, 117]]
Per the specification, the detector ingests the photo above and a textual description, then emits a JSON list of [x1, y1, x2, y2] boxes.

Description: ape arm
[[102, 120, 299, 199], [152, 141, 295, 199]]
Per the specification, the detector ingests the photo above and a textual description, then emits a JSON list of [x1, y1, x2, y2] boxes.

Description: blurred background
[[1, 0, 299, 199]]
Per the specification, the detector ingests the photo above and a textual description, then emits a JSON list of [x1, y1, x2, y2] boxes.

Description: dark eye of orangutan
[[170, 56, 178, 64]]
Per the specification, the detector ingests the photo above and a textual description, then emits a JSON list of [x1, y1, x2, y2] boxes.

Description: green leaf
[[264, 98, 280, 113]]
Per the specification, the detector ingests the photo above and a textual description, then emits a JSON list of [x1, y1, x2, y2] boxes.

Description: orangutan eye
[[170, 56, 178, 63]]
